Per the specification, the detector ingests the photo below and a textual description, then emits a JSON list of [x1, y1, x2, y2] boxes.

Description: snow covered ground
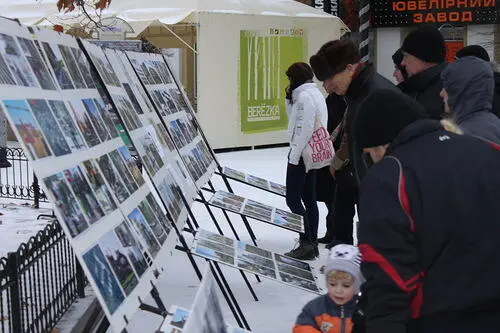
[[123, 147, 336, 333]]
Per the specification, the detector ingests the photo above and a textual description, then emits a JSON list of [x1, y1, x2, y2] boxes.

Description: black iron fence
[[0, 220, 87, 333], [0, 148, 47, 206]]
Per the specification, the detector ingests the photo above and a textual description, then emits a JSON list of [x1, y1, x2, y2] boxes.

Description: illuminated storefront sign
[[371, 0, 499, 26]]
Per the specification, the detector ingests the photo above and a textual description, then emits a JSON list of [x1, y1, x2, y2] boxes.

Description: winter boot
[[318, 229, 334, 244], [284, 242, 318, 260]]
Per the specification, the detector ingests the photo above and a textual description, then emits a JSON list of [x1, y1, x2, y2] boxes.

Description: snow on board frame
[[0, 20, 175, 332], [222, 166, 286, 197], [78, 40, 196, 230], [125, 51, 217, 189], [191, 229, 320, 295], [208, 190, 304, 233]]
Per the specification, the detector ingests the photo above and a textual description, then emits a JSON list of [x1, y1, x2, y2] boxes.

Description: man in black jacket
[[352, 89, 500, 333], [398, 25, 447, 119], [310, 39, 397, 245]]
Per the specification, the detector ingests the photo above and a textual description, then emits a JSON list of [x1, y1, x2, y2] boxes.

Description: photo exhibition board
[[125, 51, 217, 189], [191, 229, 320, 295], [0, 20, 176, 332], [208, 191, 304, 233], [159, 305, 251, 333], [222, 167, 286, 197], [182, 264, 246, 333], [79, 39, 195, 230]]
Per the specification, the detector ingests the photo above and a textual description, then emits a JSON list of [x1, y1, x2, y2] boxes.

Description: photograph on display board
[[108, 150, 140, 194], [196, 238, 234, 257], [155, 60, 172, 84], [48, 100, 87, 151], [127, 207, 161, 257], [269, 181, 286, 196], [274, 253, 312, 272], [16, 37, 56, 90], [40, 41, 74, 89], [108, 150, 140, 193], [122, 82, 143, 114], [152, 122, 176, 152], [139, 199, 171, 235], [142, 60, 163, 85], [274, 208, 303, 227], [182, 149, 203, 181], [114, 221, 150, 276], [81, 98, 111, 142], [160, 89, 179, 114], [237, 241, 272, 259], [82, 245, 125, 314], [277, 261, 315, 282], [0, 33, 37, 87], [137, 200, 169, 243], [63, 166, 105, 225], [97, 154, 130, 203], [197, 229, 235, 247], [157, 176, 182, 222], [236, 257, 276, 279], [238, 251, 275, 270], [117, 146, 145, 186], [167, 119, 189, 148], [2, 100, 52, 159], [59, 45, 87, 89], [81, 159, 117, 214], [145, 193, 171, 229], [246, 174, 269, 190], [128, 58, 150, 85], [168, 88, 188, 112], [88, 52, 120, 87], [194, 245, 234, 266], [0, 52, 15, 85], [70, 47, 95, 88], [108, 93, 141, 131], [67, 100, 101, 147], [222, 167, 246, 183], [279, 271, 319, 293], [243, 199, 273, 222], [44, 173, 89, 237], [208, 192, 244, 213], [137, 132, 164, 176], [170, 307, 189, 329], [92, 97, 120, 139], [196, 141, 215, 169], [98, 229, 140, 296], [28, 99, 71, 157]]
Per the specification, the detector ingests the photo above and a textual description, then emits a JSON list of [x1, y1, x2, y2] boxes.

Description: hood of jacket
[[441, 56, 494, 123], [291, 82, 318, 103]]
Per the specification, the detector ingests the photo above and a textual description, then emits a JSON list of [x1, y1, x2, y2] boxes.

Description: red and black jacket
[[357, 119, 500, 333]]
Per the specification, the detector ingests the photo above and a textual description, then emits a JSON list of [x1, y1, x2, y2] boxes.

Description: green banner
[[239, 29, 307, 134]]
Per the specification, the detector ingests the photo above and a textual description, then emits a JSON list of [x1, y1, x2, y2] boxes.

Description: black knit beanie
[[456, 45, 490, 62], [353, 89, 427, 148], [401, 26, 446, 63]]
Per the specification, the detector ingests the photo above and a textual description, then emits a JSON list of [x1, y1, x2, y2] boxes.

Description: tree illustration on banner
[[240, 29, 307, 134]]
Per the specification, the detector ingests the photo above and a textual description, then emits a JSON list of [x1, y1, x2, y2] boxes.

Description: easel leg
[[210, 262, 251, 331]]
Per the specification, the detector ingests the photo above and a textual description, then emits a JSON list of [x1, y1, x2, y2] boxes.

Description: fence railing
[[0, 147, 47, 206], [0, 220, 87, 333]]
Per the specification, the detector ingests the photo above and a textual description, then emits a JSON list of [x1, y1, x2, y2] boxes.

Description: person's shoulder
[[302, 294, 331, 312], [360, 157, 402, 192]]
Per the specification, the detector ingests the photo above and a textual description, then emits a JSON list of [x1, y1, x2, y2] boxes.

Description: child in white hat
[[293, 244, 363, 333]]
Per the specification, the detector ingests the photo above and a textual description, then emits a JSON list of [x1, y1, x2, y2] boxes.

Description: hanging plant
[[56, 0, 112, 13]]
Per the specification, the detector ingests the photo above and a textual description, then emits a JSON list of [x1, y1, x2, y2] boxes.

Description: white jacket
[[286, 82, 328, 165]]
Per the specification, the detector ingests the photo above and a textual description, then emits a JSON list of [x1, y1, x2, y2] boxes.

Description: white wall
[[196, 12, 346, 149], [375, 27, 401, 83], [466, 25, 495, 61]]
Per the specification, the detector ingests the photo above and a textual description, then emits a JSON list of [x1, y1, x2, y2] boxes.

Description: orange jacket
[[293, 295, 356, 333]]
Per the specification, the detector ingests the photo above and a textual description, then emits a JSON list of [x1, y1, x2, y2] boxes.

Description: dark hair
[[285, 62, 314, 102], [309, 39, 361, 81]]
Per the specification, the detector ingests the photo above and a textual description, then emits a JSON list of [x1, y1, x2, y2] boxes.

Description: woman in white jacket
[[284, 62, 328, 260]]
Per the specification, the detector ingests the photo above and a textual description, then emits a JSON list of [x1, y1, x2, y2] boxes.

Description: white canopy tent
[[1, 0, 349, 149]]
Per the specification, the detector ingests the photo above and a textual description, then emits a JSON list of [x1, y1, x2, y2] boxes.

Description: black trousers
[[330, 167, 358, 245], [285, 159, 318, 243]]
